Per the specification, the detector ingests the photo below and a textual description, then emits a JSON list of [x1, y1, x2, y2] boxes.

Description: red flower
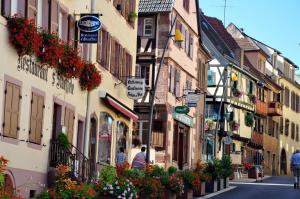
[[79, 63, 102, 91]]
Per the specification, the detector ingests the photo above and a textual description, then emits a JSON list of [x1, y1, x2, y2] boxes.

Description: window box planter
[[217, 178, 224, 191]]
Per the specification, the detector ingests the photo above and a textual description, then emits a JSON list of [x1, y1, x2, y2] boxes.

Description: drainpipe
[[83, 0, 96, 158]]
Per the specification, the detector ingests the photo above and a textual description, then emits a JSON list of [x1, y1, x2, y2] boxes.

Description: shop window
[[99, 112, 113, 164], [64, 107, 75, 143], [116, 121, 128, 155], [29, 92, 44, 144], [3, 82, 21, 139], [133, 121, 148, 146], [143, 18, 153, 36]]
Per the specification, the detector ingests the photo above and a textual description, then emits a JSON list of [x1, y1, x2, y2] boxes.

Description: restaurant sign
[[173, 112, 193, 127], [78, 14, 101, 43], [127, 78, 145, 100], [17, 56, 74, 94]]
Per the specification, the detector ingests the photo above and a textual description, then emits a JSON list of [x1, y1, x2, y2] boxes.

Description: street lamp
[[146, 14, 183, 163]]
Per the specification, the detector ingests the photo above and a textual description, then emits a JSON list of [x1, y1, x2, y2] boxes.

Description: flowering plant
[[247, 93, 257, 104], [229, 120, 240, 131], [7, 16, 42, 56], [0, 156, 9, 189], [116, 162, 131, 177], [57, 44, 83, 78], [72, 183, 97, 199], [166, 174, 184, 194], [243, 162, 252, 171], [37, 31, 64, 68], [79, 63, 102, 91], [232, 87, 242, 98], [102, 177, 138, 199]]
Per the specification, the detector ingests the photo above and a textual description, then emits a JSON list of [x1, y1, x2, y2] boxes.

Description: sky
[[200, 0, 300, 73]]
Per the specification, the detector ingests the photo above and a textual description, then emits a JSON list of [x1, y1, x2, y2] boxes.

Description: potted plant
[[179, 169, 195, 199], [229, 120, 240, 131], [128, 11, 138, 22], [247, 93, 257, 104], [231, 87, 242, 98], [79, 63, 102, 91], [213, 159, 224, 191], [165, 174, 184, 199], [220, 155, 233, 188], [245, 114, 254, 127], [204, 161, 218, 193]]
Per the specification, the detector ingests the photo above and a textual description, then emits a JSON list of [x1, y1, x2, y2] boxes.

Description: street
[[211, 176, 300, 199]]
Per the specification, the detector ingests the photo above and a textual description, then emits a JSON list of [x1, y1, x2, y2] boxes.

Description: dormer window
[[143, 18, 153, 36]]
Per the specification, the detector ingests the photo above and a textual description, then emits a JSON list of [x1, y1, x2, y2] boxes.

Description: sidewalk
[[230, 174, 271, 183], [194, 186, 237, 199]]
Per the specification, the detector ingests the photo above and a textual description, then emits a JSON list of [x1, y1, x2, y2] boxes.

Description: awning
[[99, 91, 138, 122]]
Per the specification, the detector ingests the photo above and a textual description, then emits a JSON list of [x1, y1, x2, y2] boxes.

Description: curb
[[229, 175, 271, 183], [193, 186, 237, 199]]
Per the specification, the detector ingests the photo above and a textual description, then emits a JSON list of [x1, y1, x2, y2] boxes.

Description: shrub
[[99, 166, 117, 185], [221, 155, 233, 178], [167, 166, 177, 175]]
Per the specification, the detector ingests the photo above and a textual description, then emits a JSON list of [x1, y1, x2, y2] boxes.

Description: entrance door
[[280, 149, 287, 175], [76, 120, 84, 153], [89, 118, 97, 175], [178, 127, 185, 169], [52, 103, 62, 140]]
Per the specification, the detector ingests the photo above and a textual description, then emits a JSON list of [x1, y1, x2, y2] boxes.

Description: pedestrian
[[254, 150, 264, 182], [116, 147, 126, 166], [291, 149, 300, 189], [132, 146, 146, 170]]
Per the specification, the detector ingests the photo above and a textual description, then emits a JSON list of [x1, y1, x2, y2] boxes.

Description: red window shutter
[[68, 14, 75, 45], [2, 0, 11, 17], [27, 0, 37, 23], [50, 0, 59, 33], [42, 0, 49, 31]]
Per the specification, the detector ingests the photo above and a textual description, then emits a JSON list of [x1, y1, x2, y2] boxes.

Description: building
[[0, 0, 138, 197], [201, 15, 261, 167], [134, 0, 210, 169]]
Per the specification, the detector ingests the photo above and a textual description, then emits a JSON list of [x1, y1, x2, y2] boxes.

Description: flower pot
[[164, 190, 177, 199], [218, 178, 224, 191], [224, 177, 229, 188], [179, 187, 193, 199], [205, 180, 217, 193], [200, 182, 206, 196]]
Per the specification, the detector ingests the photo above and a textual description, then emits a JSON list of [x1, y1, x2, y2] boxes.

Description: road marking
[[230, 182, 293, 187], [194, 186, 237, 199]]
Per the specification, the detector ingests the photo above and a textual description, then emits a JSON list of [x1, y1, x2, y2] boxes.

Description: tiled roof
[[204, 15, 240, 53], [138, 0, 174, 13], [235, 37, 260, 51]]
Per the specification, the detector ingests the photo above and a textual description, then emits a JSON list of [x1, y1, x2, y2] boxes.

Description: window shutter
[[17, 0, 26, 17], [41, 0, 49, 30], [27, 0, 37, 22], [64, 108, 74, 143], [170, 65, 175, 93], [35, 95, 44, 144], [106, 33, 111, 69], [50, 0, 59, 33], [3, 83, 13, 137], [10, 84, 21, 138], [189, 36, 193, 58], [125, 0, 130, 20], [29, 93, 38, 143], [68, 14, 75, 45], [115, 42, 120, 78], [110, 38, 116, 75], [175, 69, 181, 97], [185, 30, 189, 52], [122, 48, 127, 83], [181, 25, 185, 48], [2, 0, 11, 17]]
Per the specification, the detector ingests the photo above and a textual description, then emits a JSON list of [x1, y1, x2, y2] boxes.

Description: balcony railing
[[256, 100, 268, 115], [268, 101, 283, 116], [49, 140, 93, 182]]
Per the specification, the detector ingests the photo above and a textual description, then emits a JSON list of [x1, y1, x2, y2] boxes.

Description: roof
[[204, 16, 240, 53], [138, 0, 174, 13], [235, 38, 260, 51]]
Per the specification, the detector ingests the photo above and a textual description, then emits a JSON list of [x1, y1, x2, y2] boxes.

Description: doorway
[[280, 149, 287, 175], [76, 120, 84, 153], [52, 103, 62, 140], [89, 118, 97, 175]]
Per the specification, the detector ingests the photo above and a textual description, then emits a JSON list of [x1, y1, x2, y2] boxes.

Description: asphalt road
[[210, 176, 300, 199]]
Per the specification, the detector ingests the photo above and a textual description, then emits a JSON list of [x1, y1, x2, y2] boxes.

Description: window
[[27, 0, 38, 24], [175, 20, 182, 48], [37, 0, 43, 27], [280, 117, 283, 134], [116, 121, 128, 156], [186, 77, 192, 91], [296, 125, 299, 142], [97, 28, 111, 69], [285, 119, 289, 136], [113, 0, 136, 25], [284, 87, 290, 107], [188, 35, 193, 58], [183, 0, 190, 12], [152, 120, 164, 147], [29, 93, 44, 144], [207, 70, 216, 86], [169, 65, 175, 93], [291, 122, 295, 140], [58, 8, 68, 42], [135, 121, 149, 146], [136, 64, 150, 86], [99, 112, 113, 164], [175, 69, 181, 97], [64, 107, 75, 143], [143, 18, 153, 36], [3, 82, 21, 139]]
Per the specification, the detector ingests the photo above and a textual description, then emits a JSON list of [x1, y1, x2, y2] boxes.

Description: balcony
[[251, 131, 263, 146], [268, 101, 283, 116], [256, 100, 268, 116]]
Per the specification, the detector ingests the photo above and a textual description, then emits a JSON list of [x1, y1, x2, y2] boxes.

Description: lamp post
[[146, 14, 183, 163]]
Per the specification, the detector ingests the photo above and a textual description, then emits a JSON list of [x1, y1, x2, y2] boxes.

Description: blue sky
[[200, 0, 300, 73]]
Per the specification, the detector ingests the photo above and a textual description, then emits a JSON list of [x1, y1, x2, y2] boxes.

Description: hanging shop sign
[[17, 56, 74, 94], [186, 92, 201, 107], [224, 135, 232, 145], [173, 112, 193, 127], [127, 78, 145, 100], [175, 106, 190, 114], [78, 14, 101, 43]]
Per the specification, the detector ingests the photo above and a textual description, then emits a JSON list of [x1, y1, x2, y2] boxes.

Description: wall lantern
[[231, 72, 238, 81], [175, 29, 184, 42]]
